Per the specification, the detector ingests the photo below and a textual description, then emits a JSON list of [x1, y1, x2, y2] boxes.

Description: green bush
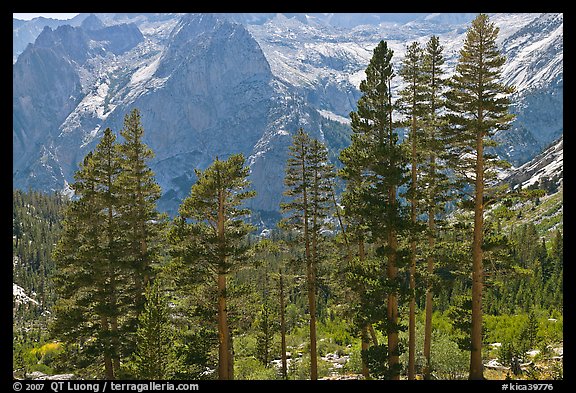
[[484, 314, 527, 344], [234, 356, 279, 380], [288, 353, 332, 379], [285, 303, 305, 332], [29, 363, 54, 375], [234, 334, 257, 358], [317, 318, 354, 347], [317, 338, 343, 357], [484, 312, 562, 353], [31, 342, 63, 361], [430, 330, 468, 380], [345, 345, 364, 375], [539, 317, 562, 343], [285, 325, 309, 354]]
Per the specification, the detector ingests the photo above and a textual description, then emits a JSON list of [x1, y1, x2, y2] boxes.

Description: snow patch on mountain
[[318, 109, 350, 125], [59, 76, 114, 140], [505, 136, 563, 190], [125, 52, 169, 102], [129, 53, 161, 85]]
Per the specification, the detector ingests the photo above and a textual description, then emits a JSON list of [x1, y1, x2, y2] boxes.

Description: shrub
[[235, 356, 279, 380], [287, 353, 332, 379], [430, 330, 468, 380], [30, 342, 63, 367]]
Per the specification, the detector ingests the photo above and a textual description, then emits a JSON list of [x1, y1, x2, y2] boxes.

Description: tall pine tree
[[444, 13, 515, 380], [339, 96, 374, 379], [280, 128, 334, 380], [52, 129, 127, 379], [116, 108, 163, 347], [52, 111, 164, 379], [398, 40, 427, 380], [341, 40, 410, 379], [174, 154, 255, 380], [420, 35, 450, 379]]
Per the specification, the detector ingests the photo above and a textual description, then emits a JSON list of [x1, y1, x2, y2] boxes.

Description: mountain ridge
[[12, 13, 563, 222]]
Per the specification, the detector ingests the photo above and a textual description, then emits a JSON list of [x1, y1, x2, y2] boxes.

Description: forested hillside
[[13, 14, 562, 382], [10, 179, 565, 381], [11, 188, 564, 380]]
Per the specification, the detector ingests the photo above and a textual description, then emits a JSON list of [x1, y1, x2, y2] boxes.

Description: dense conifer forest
[[13, 14, 562, 381]]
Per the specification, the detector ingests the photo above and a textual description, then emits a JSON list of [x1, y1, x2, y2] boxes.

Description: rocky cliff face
[[12, 14, 327, 218], [13, 28, 84, 187], [13, 17, 145, 193], [504, 135, 563, 193], [112, 13, 298, 213]]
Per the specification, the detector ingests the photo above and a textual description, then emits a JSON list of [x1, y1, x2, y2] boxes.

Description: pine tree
[[340, 40, 410, 379], [549, 230, 563, 269], [255, 302, 275, 368], [245, 237, 293, 379], [524, 308, 538, 350], [116, 108, 163, 350], [94, 128, 127, 377], [251, 239, 280, 369], [175, 154, 255, 380], [339, 103, 373, 379], [420, 35, 450, 379], [547, 230, 563, 309], [51, 153, 104, 375], [398, 40, 427, 380], [278, 266, 288, 379], [51, 118, 164, 379], [52, 129, 127, 379], [444, 13, 515, 380], [280, 128, 334, 380], [133, 280, 179, 380]]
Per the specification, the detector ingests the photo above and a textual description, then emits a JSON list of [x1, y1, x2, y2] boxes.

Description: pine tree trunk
[[469, 124, 485, 380], [217, 272, 230, 380], [387, 199, 400, 380], [368, 323, 379, 346], [386, 230, 400, 380], [279, 270, 288, 380], [408, 112, 418, 380], [307, 258, 318, 380], [138, 176, 150, 294], [100, 315, 114, 380], [408, 247, 416, 380], [110, 316, 121, 377], [109, 273, 120, 377], [107, 188, 120, 379], [358, 239, 373, 379], [301, 147, 317, 380], [310, 178, 319, 380], [361, 325, 370, 379], [423, 208, 435, 379], [423, 146, 437, 379], [386, 80, 400, 380], [363, 243, 380, 350], [217, 188, 232, 380], [132, 230, 147, 318]]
